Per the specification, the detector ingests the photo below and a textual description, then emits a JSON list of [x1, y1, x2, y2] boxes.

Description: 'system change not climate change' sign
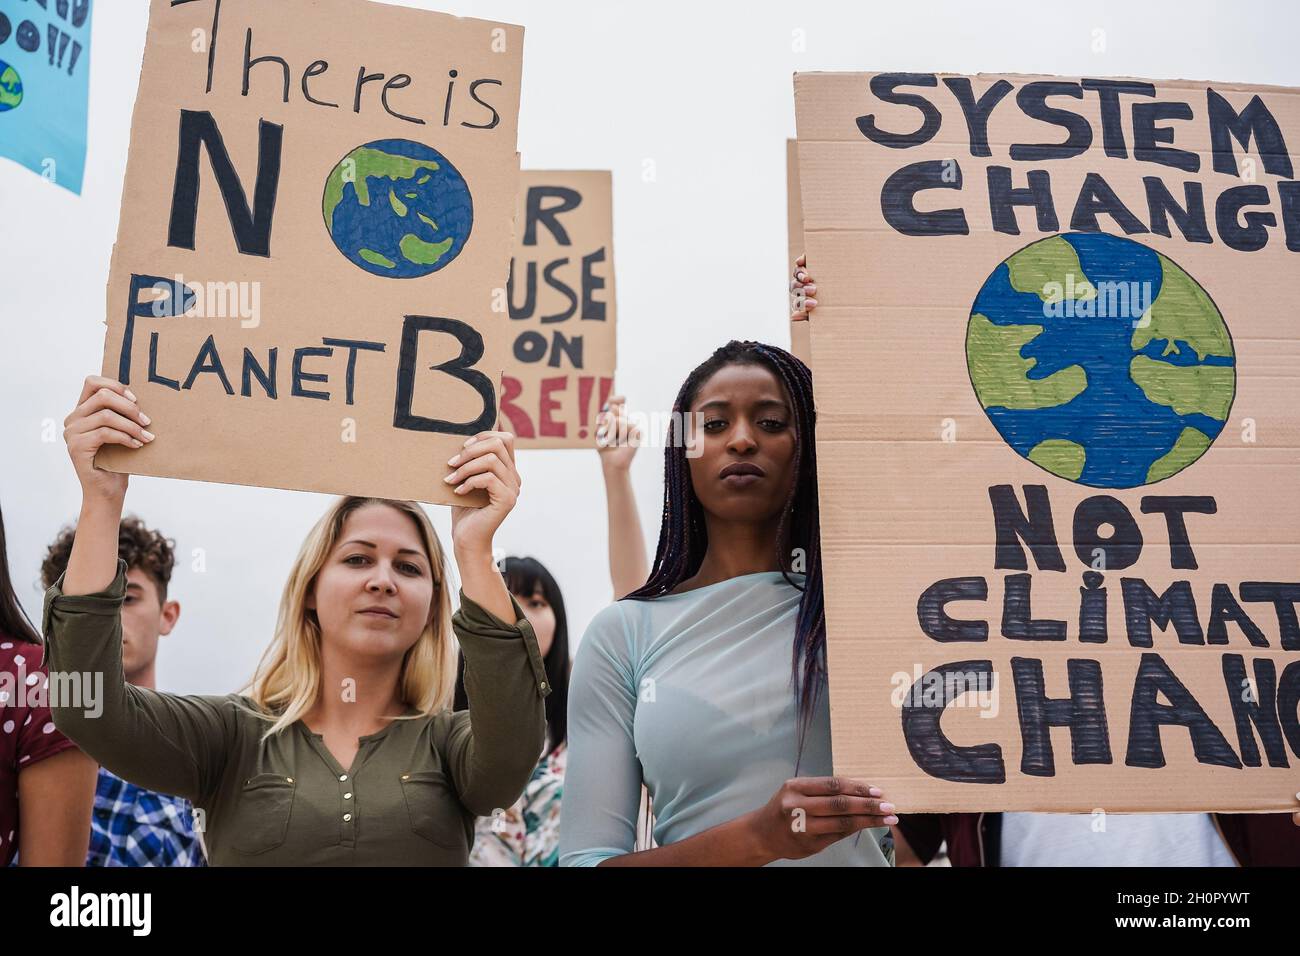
[[99, 0, 523, 505], [502, 170, 616, 449], [795, 71, 1300, 812]]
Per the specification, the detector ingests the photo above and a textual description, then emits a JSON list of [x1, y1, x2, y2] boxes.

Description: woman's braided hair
[[627, 340, 825, 750]]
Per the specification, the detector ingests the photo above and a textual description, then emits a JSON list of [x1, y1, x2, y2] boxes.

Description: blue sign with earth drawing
[[967, 233, 1235, 489], [323, 138, 473, 278], [0, 0, 92, 194]]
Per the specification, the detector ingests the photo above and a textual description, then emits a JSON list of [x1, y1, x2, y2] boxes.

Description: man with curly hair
[[42, 517, 206, 867]]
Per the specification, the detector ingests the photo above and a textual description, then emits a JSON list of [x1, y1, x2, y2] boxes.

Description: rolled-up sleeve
[[42, 560, 231, 805], [440, 590, 549, 817]]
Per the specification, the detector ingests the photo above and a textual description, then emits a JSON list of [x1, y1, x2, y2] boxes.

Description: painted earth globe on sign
[[322, 139, 472, 278], [0, 60, 22, 112], [966, 232, 1235, 488]]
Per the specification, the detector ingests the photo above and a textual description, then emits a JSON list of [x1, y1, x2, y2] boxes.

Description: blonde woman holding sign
[[44, 375, 547, 866]]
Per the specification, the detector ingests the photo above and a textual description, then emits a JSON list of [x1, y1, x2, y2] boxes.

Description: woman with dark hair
[[456, 557, 569, 866], [0, 502, 98, 866], [559, 343, 896, 866], [458, 558, 569, 752], [459, 397, 650, 867]]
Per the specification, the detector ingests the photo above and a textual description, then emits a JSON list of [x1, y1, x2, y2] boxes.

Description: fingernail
[[453, 485, 467, 494], [868, 787, 882, 797], [142, 430, 155, 441], [125, 389, 138, 402], [879, 802, 895, 813], [139, 413, 151, 426], [601, 402, 609, 412], [885, 815, 899, 826], [131, 439, 143, 448], [447, 455, 460, 466], [443, 475, 456, 484]]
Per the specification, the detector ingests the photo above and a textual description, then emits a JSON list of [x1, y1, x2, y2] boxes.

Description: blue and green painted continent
[[322, 140, 472, 279], [967, 233, 1234, 488]]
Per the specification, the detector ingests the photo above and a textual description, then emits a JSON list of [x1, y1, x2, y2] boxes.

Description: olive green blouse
[[42, 559, 549, 866]]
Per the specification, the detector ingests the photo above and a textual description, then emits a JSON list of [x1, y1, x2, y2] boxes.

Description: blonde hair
[[245, 496, 455, 739]]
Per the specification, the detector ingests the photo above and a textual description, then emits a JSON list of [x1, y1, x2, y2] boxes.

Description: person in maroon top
[[0, 502, 97, 866]]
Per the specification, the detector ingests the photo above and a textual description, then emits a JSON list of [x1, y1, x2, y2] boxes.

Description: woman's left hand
[[447, 430, 521, 557], [596, 396, 640, 471], [790, 253, 817, 321]]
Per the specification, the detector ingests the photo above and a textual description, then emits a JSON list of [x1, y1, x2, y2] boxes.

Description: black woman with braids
[[560, 340, 897, 866]]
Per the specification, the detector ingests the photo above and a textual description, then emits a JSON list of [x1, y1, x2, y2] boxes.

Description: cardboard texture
[[98, 0, 524, 505], [503, 170, 616, 448], [795, 71, 1300, 812], [786, 139, 811, 365]]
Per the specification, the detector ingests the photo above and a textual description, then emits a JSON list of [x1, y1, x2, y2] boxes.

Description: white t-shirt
[[1000, 812, 1237, 866]]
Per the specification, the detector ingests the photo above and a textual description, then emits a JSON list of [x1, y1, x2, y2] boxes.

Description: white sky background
[[1, 0, 1297, 695]]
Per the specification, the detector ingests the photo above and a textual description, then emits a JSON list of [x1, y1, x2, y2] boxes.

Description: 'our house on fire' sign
[[499, 171, 617, 448]]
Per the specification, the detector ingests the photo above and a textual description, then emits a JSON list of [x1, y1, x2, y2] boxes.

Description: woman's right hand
[[595, 396, 640, 471], [746, 776, 896, 862], [64, 375, 154, 505], [789, 253, 817, 321]]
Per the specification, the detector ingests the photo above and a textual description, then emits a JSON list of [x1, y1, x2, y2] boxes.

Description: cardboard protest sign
[[0, 0, 93, 193], [501, 170, 616, 448], [785, 139, 811, 366], [98, 0, 523, 505], [795, 71, 1300, 812]]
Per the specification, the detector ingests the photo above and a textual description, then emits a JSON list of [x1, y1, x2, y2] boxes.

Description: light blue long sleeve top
[[559, 571, 890, 867]]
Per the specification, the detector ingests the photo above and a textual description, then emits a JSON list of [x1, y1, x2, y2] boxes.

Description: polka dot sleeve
[[11, 647, 79, 771]]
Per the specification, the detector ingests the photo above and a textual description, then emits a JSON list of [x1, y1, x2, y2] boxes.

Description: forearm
[[598, 810, 773, 867], [892, 826, 925, 866], [450, 595, 549, 814], [44, 587, 140, 779], [456, 701, 545, 815], [454, 545, 515, 624], [602, 464, 648, 598], [63, 494, 124, 596], [44, 565, 216, 801], [18, 748, 98, 865], [45, 560, 132, 757]]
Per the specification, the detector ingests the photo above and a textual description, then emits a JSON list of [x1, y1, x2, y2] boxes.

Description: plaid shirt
[[86, 767, 206, 867]]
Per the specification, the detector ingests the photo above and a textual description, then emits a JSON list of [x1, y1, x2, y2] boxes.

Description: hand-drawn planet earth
[[0, 61, 23, 112], [322, 138, 472, 278], [966, 232, 1235, 488]]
